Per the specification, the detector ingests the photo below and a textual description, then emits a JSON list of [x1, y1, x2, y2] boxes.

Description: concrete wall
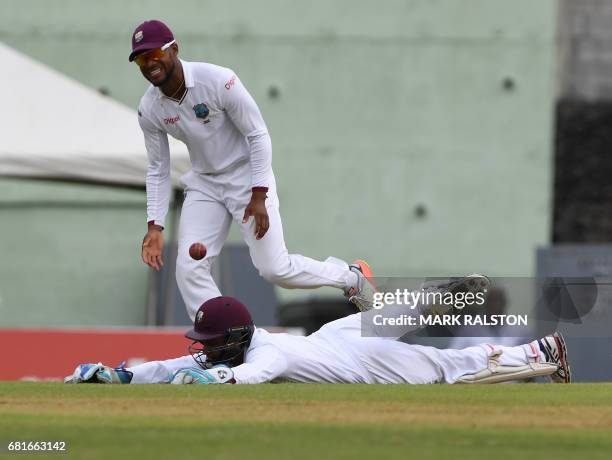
[[0, 179, 148, 326], [553, 0, 612, 243], [558, 0, 612, 100], [0, 0, 557, 321]]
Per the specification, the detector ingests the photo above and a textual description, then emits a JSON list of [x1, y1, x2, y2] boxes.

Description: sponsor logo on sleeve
[[164, 115, 180, 125], [224, 75, 236, 90]]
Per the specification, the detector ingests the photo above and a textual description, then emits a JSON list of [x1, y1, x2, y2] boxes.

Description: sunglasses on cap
[[134, 39, 176, 67]]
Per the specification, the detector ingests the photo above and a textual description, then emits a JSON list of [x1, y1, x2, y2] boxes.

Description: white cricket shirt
[[138, 60, 272, 227], [232, 328, 374, 384]]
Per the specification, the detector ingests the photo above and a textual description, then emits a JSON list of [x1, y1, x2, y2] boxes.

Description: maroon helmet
[[186, 296, 254, 369], [129, 20, 175, 62]]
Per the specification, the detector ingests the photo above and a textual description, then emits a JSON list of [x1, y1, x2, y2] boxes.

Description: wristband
[[148, 221, 164, 231]]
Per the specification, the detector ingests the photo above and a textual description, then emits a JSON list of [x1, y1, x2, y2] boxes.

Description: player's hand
[[63, 363, 132, 384], [170, 366, 234, 384], [242, 191, 269, 240], [142, 225, 164, 271]]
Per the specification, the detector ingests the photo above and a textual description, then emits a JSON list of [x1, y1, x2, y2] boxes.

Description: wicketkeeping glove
[[170, 365, 234, 384], [64, 363, 133, 384]]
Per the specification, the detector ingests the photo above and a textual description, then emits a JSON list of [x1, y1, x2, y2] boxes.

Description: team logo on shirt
[[193, 103, 210, 124]]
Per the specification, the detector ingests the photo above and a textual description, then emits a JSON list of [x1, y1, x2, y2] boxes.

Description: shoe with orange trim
[[345, 259, 377, 312]]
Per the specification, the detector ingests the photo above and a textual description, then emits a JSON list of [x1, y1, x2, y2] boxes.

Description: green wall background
[[0, 180, 147, 326], [0, 0, 557, 325]]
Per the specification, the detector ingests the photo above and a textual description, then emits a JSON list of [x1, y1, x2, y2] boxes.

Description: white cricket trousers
[[317, 312, 541, 384], [176, 161, 354, 320]]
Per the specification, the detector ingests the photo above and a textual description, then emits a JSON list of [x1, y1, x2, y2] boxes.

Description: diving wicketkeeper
[[65, 283, 571, 385]]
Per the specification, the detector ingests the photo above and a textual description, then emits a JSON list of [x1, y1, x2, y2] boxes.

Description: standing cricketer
[[131, 20, 375, 319]]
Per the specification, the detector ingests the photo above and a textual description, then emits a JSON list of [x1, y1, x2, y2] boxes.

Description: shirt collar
[[155, 59, 193, 99], [181, 60, 194, 88]]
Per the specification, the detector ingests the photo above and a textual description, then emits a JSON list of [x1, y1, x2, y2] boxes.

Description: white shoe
[[537, 332, 571, 383], [345, 259, 377, 312]]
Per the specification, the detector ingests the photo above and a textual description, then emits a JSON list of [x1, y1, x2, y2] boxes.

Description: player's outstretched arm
[[64, 363, 133, 384], [138, 105, 171, 269], [170, 365, 235, 384]]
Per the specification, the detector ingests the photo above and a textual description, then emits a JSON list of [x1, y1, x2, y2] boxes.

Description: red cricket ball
[[189, 242, 207, 260]]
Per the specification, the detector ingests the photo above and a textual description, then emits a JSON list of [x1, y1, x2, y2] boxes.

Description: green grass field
[[1, 382, 611, 459]]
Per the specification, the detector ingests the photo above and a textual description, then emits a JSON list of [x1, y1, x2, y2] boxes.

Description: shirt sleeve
[[232, 343, 288, 384], [218, 71, 272, 190], [139, 109, 172, 227], [127, 355, 194, 384]]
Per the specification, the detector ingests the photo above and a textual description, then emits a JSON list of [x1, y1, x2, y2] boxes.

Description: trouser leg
[[228, 171, 355, 290], [176, 189, 232, 321]]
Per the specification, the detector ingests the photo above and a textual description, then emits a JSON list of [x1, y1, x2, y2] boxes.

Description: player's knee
[[257, 260, 291, 284], [175, 253, 212, 284]]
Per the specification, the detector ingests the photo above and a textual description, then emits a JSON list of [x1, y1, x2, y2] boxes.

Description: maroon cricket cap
[[129, 20, 174, 62], [185, 296, 254, 341]]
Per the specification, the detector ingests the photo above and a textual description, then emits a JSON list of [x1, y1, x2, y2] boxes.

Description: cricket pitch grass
[[1, 383, 611, 459]]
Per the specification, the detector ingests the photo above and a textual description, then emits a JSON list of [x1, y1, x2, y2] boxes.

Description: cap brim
[[185, 329, 225, 341], [128, 42, 167, 62]]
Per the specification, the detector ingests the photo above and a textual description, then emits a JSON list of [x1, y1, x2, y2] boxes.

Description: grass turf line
[[1, 382, 611, 460]]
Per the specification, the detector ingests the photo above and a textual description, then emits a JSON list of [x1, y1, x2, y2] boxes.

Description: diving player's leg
[[415, 333, 570, 384], [345, 332, 569, 384], [350, 340, 528, 384], [176, 189, 232, 320]]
